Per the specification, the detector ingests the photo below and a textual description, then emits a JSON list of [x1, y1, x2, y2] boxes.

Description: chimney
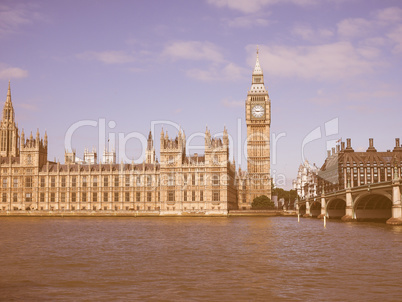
[[327, 150, 331, 158], [367, 138, 377, 152], [336, 145, 340, 153], [344, 138, 354, 152], [332, 147, 335, 155], [393, 138, 402, 152], [341, 142, 345, 151]]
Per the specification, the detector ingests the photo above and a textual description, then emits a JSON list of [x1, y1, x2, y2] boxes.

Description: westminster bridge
[[297, 179, 402, 225]]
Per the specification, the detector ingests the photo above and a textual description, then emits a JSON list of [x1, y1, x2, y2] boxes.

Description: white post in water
[[298, 214, 300, 223], [324, 215, 326, 228]]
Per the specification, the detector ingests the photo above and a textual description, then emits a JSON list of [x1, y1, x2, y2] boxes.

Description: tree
[[272, 188, 298, 209], [251, 195, 275, 210]]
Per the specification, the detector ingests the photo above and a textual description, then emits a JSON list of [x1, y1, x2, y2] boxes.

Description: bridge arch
[[353, 193, 392, 221], [310, 201, 321, 217], [326, 198, 346, 219], [299, 204, 306, 216]]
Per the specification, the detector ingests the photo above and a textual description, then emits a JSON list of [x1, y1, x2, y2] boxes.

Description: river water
[[0, 217, 401, 301]]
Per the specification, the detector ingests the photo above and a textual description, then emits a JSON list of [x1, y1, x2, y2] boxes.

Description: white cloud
[[0, 3, 44, 36], [76, 51, 136, 64], [222, 98, 244, 108], [387, 25, 402, 54], [361, 37, 386, 47], [347, 104, 376, 114], [347, 87, 397, 101], [252, 42, 378, 80], [375, 6, 402, 24], [224, 15, 270, 28], [0, 64, 28, 79], [292, 24, 333, 42], [336, 7, 402, 46], [207, 0, 318, 13], [162, 41, 224, 62], [163, 41, 247, 81], [17, 103, 38, 111], [187, 62, 248, 82], [356, 46, 381, 59], [337, 18, 373, 39], [207, 0, 276, 14]]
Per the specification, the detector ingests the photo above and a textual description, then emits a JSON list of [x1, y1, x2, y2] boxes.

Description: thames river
[[0, 217, 401, 301]]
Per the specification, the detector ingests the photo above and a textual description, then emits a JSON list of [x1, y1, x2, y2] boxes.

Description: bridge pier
[[303, 200, 311, 218], [341, 188, 354, 222], [386, 179, 402, 225], [317, 195, 326, 219]]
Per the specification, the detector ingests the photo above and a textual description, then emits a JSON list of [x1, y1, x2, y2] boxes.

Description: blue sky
[[1, 0, 402, 189]]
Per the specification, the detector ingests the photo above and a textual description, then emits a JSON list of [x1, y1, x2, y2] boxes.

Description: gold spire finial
[[257, 45, 259, 55], [7, 80, 11, 97]]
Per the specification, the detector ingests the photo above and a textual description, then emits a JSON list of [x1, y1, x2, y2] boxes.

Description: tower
[[204, 126, 229, 165], [159, 129, 186, 165], [245, 48, 271, 205], [102, 147, 116, 164], [20, 128, 48, 168], [145, 131, 156, 164], [0, 81, 19, 157]]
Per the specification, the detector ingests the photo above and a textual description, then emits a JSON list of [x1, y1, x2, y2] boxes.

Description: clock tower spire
[[245, 48, 271, 208]]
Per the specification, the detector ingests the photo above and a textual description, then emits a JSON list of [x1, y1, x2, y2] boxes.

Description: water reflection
[[0, 217, 400, 301]]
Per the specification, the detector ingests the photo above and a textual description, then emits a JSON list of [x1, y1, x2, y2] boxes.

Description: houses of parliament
[[0, 52, 271, 215]]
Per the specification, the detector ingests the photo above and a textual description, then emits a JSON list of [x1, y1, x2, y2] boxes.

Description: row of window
[[345, 161, 398, 167], [2, 190, 221, 203], [1, 205, 227, 211], [167, 190, 220, 202], [3, 205, 160, 211], [0, 174, 222, 188]]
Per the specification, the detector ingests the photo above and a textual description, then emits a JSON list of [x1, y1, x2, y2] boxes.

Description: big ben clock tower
[[245, 48, 271, 206]]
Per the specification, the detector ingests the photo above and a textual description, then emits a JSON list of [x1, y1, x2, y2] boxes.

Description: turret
[[44, 130, 48, 147], [83, 147, 97, 164], [223, 126, 229, 146], [21, 129, 25, 145], [205, 126, 211, 149], [145, 130, 155, 164], [36, 128, 40, 143], [160, 128, 164, 149], [65, 149, 76, 164], [19, 128, 48, 168], [0, 81, 19, 157], [2, 80, 15, 122], [102, 146, 116, 164]]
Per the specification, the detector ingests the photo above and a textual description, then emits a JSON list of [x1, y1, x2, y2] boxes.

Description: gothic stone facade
[[0, 52, 271, 214]]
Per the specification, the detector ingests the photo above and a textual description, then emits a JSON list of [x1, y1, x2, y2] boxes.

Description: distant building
[[318, 138, 402, 194], [293, 160, 318, 200], [0, 82, 236, 213], [0, 51, 273, 214]]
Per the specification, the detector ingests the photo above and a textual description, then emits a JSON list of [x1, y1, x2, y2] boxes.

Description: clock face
[[252, 105, 264, 118]]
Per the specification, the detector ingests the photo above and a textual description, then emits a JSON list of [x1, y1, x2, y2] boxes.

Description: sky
[[1, 0, 402, 189]]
